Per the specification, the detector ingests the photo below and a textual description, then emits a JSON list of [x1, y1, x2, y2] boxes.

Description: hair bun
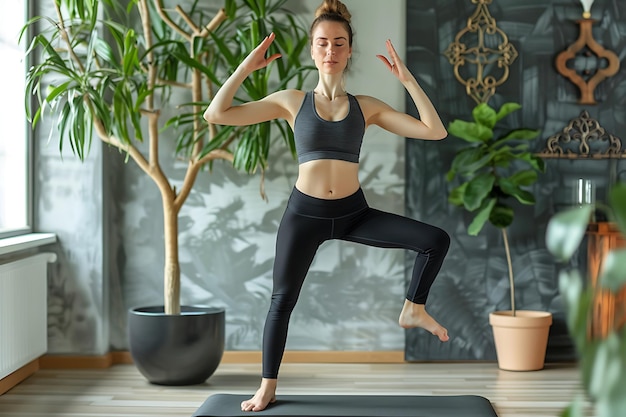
[[315, 0, 352, 23]]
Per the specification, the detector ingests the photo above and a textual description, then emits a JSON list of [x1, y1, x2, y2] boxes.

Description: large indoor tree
[[22, 0, 313, 314]]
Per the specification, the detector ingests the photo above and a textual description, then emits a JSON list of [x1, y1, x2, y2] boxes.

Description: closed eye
[[317, 43, 344, 48]]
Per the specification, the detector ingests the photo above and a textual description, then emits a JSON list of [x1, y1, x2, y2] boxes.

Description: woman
[[204, 0, 450, 412]]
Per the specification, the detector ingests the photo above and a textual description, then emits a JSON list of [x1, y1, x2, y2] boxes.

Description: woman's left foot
[[398, 300, 449, 342]]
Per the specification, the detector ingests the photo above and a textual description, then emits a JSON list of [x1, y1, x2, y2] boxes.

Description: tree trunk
[[501, 227, 515, 316], [163, 197, 180, 315]]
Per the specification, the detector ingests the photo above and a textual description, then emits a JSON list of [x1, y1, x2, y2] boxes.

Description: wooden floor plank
[[0, 362, 593, 417]]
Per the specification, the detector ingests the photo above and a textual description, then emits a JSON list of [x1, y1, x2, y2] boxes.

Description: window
[[0, 1, 29, 238]]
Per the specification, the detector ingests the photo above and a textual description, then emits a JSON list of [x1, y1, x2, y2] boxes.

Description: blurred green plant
[[21, 0, 314, 315], [446, 102, 545, 314], [547, 183, 626, 417]]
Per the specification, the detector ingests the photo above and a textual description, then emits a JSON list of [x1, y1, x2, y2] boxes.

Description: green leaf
[[102, 20, 127, 48], [463, 173, 495, 211], [198, 125, 237, 160], [489, 204, 514, 228], [209, 30, 237, 67], [446, 168, 456, 183], [588, 333, 621, 400], [579, 339, 599, 393], [45, 81, 74, 103], [167, 41, 217, 83], [242, 0, 261, 16], [447, 147, 493, 179], [517, 152, 546, 173], [490, 146, 517, 167], [19, 15, 46, 45], [499, 128, 541, 141], [546, 205, 594, 262], [225, 0, 237, 18], [472, 102, 497, 129], [495, 102, 522, 122], [608, 183, 626, 236], [508, 170, 538, 187], [122, 30, 138, 76], [448, 183, 467, 207], [467, 198, 496, 235], [558, 270, 587, 344], [92, 37, 118, 68], [448, 119, 493, 143], [499, 179, 536, 205], [599, 249, 626, 292], [560, 396, 586, 417]]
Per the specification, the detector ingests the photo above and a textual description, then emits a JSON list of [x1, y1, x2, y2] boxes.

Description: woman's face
[[310, 20, 352, 74]]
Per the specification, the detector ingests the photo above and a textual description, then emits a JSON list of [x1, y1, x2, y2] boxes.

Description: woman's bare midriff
[[295, 159, 360, 199]]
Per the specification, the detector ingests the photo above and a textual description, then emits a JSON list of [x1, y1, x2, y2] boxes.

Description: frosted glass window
[[0, 1, 29, 237]]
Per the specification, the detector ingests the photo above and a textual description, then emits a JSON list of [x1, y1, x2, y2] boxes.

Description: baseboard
[[0, 359, 39, 396], [37, 350, 405, 369], [222, 351, 406, 363], [39, 354, 115, 369], [0, 350, 405, 394]]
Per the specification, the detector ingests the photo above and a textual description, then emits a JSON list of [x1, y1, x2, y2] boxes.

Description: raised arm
[[365, 39, 447, 141], [203, 33, 291, 126]]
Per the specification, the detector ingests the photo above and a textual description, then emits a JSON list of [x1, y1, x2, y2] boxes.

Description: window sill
[[0, 233, 57, 256]]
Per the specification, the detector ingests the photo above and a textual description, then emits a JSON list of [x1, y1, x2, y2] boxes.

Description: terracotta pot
[[489, 310, 553, 371]]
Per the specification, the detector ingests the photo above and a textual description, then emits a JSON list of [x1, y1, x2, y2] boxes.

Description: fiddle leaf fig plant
[[546, 183, 626, 417], [21, 0, 314, 315], [446, 102, 545, 315]]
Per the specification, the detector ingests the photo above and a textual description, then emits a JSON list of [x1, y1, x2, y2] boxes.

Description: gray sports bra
[[293, 91, 365, 164]]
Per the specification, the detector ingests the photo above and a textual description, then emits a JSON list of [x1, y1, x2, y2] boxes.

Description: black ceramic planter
[[128, 305, 225, 386]]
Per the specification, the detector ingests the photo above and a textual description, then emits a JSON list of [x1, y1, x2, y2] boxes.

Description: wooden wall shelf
[[536, 111, 626, 159]]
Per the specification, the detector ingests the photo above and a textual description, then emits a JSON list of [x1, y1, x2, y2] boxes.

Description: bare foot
[[241, 378, 277, 412], [398, 300, 449, 342]]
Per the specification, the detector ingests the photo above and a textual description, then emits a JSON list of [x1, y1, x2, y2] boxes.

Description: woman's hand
[[241, 32, 282, 73], [376, 39, 414, 84]]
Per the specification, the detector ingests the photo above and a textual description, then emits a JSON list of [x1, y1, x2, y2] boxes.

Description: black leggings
[[262, 187, 450, 378]]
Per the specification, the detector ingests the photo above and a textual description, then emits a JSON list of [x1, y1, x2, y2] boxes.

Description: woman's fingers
[[378, 39, 411, 81], [261, 33, 281, 65], [260, 32, 276, 50], [244, 33, 282, 71], [385, 39, 403, 65], [377, 40, 399, 74], [376, 54, 393, 71], [254, 33, 275, 59], [264, 52, 282, 67]]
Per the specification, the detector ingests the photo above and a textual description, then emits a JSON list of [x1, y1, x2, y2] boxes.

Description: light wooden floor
[[0, 362, 594, 417]]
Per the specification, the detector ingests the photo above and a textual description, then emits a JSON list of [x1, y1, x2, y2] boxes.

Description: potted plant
[[446, 101, 551, 371], [21, 0, 313, 385], [546, 183, 626, 417]]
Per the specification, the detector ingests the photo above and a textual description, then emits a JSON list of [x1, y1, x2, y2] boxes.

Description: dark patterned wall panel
[[405, 0, 626, 361]]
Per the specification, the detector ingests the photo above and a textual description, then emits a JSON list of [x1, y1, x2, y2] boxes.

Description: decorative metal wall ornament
[[443, 0, 518, 104], [537, 111, 625, 159], [554, 9, 620, 105]]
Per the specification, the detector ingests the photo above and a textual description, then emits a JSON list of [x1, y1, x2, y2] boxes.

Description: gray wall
[[31, 0, 110, 355]]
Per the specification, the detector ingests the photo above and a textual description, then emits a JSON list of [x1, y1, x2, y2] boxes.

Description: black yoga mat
[[192, 394, 499, 417]]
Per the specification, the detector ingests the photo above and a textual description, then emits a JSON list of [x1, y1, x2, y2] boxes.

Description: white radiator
[[0, 253, 56, 379]]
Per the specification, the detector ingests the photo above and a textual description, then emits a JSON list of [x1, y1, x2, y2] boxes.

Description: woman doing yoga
[[204, 0, 450, 412]]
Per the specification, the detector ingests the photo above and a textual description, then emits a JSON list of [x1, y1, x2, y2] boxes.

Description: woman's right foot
[[241, 378, 277, 412]]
